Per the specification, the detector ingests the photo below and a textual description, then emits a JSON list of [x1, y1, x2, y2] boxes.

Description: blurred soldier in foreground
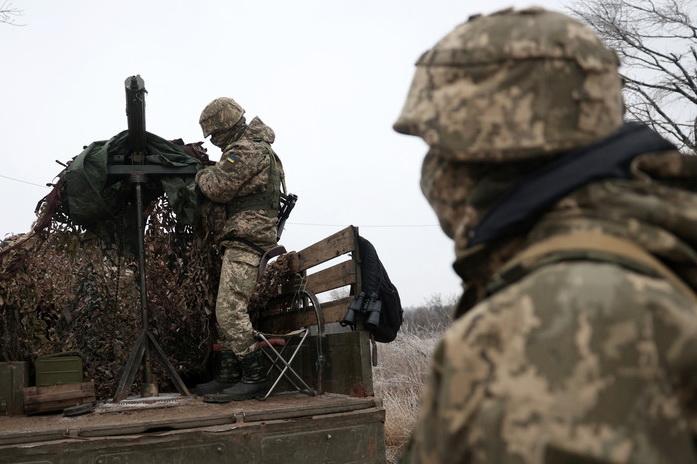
[[394, 8, 697, 464], [194, 97, 285, 401]]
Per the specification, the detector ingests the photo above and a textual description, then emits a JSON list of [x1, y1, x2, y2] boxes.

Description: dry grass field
[[374, 295, 453, 463]]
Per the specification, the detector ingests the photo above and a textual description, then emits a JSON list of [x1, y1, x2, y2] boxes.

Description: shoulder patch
[[225, 152, 240, 164]]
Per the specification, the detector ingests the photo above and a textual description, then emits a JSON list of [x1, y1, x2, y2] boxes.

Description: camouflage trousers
[[216, 244, 261, 356]]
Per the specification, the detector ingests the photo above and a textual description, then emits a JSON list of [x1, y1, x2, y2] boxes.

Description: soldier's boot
[[204, 350, 268, 403], [193, 350, 241, 396]]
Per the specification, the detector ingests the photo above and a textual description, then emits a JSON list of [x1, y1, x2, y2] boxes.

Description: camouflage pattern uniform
[[197, 98, 283, 356], [394, 8, 697, 464]]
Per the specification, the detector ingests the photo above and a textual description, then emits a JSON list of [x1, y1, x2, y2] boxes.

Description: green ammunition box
[[35, 353, 83, 387], [0, 361, 28, 415]]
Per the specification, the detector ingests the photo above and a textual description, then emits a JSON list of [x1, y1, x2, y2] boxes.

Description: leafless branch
[[571, 0, 697, 151], [0, 1, 23, 26]]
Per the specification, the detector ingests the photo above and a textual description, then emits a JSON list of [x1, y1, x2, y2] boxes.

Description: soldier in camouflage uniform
[[394, 8, 697, 464], [193, 97, 285, 401]]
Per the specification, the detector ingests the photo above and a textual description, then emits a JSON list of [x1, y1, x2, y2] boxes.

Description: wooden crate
[[23, 381, 95, 415]]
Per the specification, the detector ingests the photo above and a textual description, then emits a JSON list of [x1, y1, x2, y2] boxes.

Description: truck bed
[[0, 393, 385, 463]]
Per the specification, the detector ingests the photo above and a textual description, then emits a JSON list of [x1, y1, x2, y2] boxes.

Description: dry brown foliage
[[374, 297, 453, 463]]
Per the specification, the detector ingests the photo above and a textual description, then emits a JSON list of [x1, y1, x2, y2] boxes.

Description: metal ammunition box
[[0, 362, 28, 415], [35, 354, 83, 387]]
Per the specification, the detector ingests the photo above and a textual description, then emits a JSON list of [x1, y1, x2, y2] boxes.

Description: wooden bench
[[257, 226, 361, 333], [255, 226, 374, 397]]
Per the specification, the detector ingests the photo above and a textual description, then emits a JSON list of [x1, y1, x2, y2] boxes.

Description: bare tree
[[571, 0, 697, 151], [0, 1, 22, 25]]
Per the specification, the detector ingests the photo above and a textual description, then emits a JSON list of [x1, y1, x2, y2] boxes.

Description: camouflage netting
[[0, 198, 222, 400], [248, 252, 298, 327], [0, 138, 305, 400], [0, 138, 228, 399]]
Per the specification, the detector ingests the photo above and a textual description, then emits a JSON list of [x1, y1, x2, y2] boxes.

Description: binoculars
[[341, 291, 381, 329]]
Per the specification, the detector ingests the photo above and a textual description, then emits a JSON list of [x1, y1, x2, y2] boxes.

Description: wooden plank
[[0, 430, 67, 447], [244, 397, 377, 422], [23, 381, 95, 415], [79, 415, 237, 437], [305, 260, 356, 295], [0, 407, 386, 464], [295, 226, 358, 272], [0, 394, 377, 445], [261, 295, 352, 319], [23, 381, 94, 402], [79, 399, 379, 437], [319, 297, 353, 321], [258, 297, 351, 333]]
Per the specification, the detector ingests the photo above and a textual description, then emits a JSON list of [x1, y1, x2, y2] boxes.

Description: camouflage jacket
[[405, 153, 697, 463], [405, 257, 697, 464], [195, 117, 282, 249]]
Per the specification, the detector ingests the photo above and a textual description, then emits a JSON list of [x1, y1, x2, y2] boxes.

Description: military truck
[[0, 226, 387, 463]]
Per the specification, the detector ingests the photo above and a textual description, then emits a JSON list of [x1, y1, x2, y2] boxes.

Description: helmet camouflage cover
[[393, 7, 623, 161], [199, 97, 246, 138]]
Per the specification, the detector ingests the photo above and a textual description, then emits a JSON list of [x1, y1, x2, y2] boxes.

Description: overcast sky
[[1, 0, 565, 306]]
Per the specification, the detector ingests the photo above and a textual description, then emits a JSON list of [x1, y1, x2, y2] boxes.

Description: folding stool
[[254, 328, 315, 400], [255, 249, 326, 401]]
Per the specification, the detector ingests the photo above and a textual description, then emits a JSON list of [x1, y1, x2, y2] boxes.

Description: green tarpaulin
[[61, 130, 201, 251]]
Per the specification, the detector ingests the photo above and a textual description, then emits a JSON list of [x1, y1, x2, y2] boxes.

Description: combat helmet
[[199, 97, 246, 138], [394, 8, 623, 161]]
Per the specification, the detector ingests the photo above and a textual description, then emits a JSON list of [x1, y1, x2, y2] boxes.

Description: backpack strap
[[469, 122, 676, 247], [488, 231, 697, 302]]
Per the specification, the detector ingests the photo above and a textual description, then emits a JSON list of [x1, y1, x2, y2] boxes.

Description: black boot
[[194, 350, 241, 396], [204, 350, 268, 402]]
